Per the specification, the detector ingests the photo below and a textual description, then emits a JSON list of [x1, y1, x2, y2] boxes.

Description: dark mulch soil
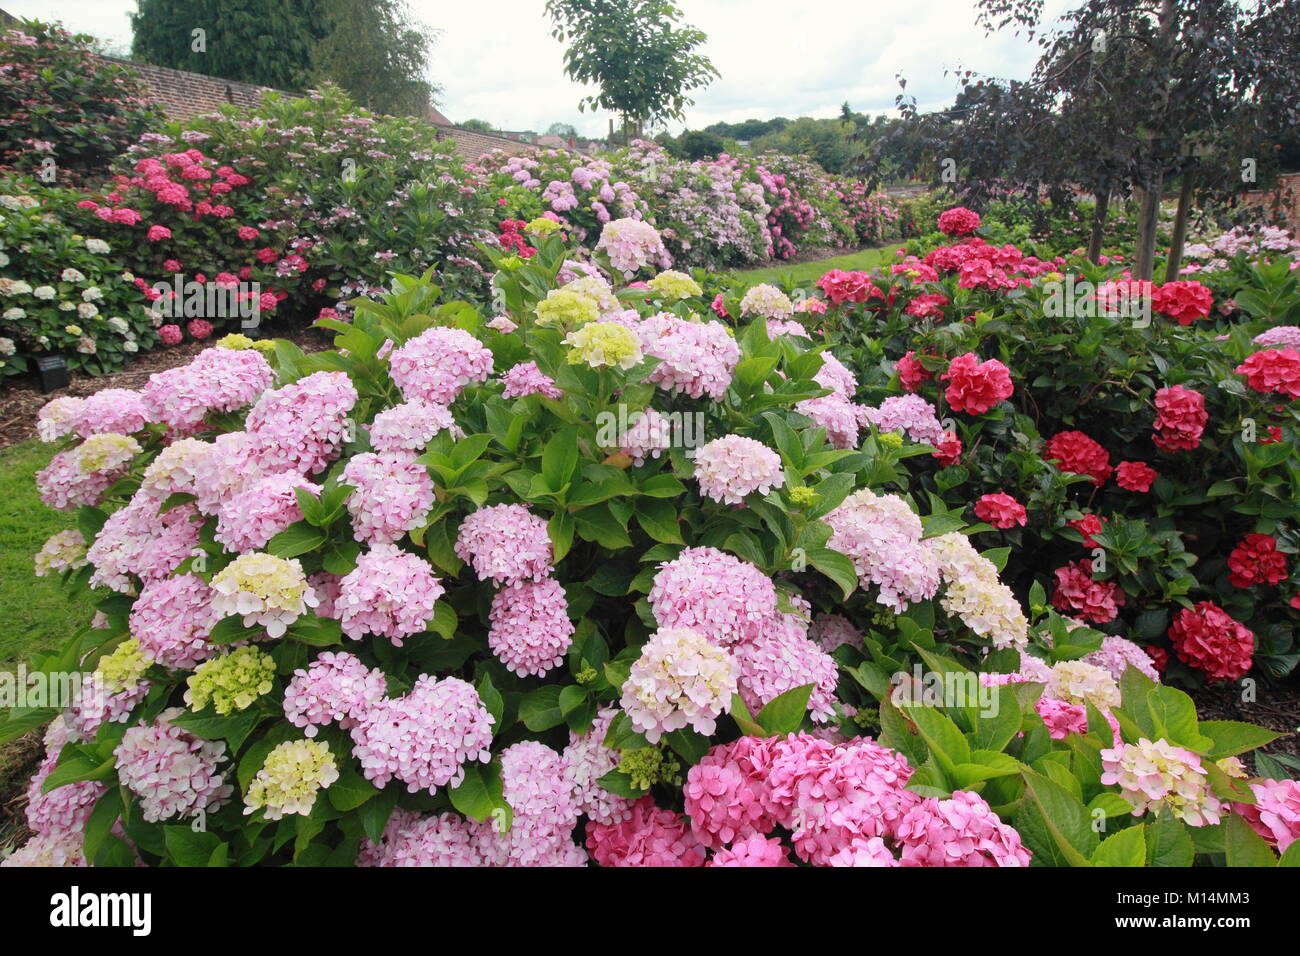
[[0, 325, 332, 451], [0, 730, 42, 854], [1194, 680, 1300, 773]]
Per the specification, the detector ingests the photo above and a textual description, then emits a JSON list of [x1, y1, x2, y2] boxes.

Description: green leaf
[[448, 761, 512, 830], [266, 522, 327, 559], [729, 693, 767, 738], [326, 770, 380, 812], [806, 547, 857, 600], [1017, 769, 1099, 866], [1145, 809, 1194, 867], [1224, 812, 1278, 867], [636, 497, 684, 544], [904, 706, 970, 780], [518, 685, 565, 731], [163, 826, 224, 867], [1091, 825, 1147, 867], [1198, 720, 1284, 760], [170, 709, 264, 753], [541, 425, 579, 492], [1146, 685, 1212, 752], [756, 684, 813, 734], [430, 601, 457, 640]]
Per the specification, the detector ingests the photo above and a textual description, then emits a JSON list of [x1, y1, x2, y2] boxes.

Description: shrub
[[759, 221, 1300, 685], [0, 21, 163, 185], [4, 221, 1290, 868], [0, 175, 158, 376]]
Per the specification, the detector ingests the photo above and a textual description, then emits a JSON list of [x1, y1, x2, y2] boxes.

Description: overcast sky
[[2, 0, 1072, 135]]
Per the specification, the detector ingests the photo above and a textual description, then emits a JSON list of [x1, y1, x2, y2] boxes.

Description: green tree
[[545, 0, 718, 140], [131, 0, 326, 91], [546, 122, 579, 138], [460, 119, 495, 132], [312, 0, 439, 117]]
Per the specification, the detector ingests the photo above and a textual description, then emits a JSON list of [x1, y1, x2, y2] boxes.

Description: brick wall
[[1239, 172, 1300, 229], [95, 55, 279, 122]]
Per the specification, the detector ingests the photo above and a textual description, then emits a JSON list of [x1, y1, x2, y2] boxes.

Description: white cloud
[[4, 0, 1073, 134]]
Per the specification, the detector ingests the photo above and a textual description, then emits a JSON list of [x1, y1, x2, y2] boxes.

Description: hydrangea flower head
[[210, 553, 317, 638], [621, 627, 738, 742]]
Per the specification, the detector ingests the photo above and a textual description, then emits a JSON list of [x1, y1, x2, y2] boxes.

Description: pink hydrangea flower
[[693, 434, 784, 505], [648, 546, 777, 646], [283, 651, 388, 737], [454, 503, 553, 586], [342, 452, 435, 545], [388, 326, 494, 404], [336, 543, 444, 645], [487, 577, 575, 677]]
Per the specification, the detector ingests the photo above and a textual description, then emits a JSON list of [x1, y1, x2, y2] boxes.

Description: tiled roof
[[431, 126, 543, 161]]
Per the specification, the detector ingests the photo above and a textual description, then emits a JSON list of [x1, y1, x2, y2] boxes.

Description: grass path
[[0, 440, 79, 672], [726, 243, 906, 285]]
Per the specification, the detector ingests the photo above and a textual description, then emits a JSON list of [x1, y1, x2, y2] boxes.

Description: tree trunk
[[1135, 178, 1163, 282], [1087, 187, 1110, 264], [1164, 170, 1195, 282]]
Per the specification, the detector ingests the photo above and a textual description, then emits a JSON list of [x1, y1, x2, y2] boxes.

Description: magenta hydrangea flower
[[113, 707, 233, 822], [350, 675, 494, 794], [487, 577, 575, 677], [245, 371, 358, 475], [693, 434, 784, 505], [342, 451, 435, 545], [684, 753, 775, 849], [585, 795, 706, 867], [366, 400, 459, 453], [129, 572, 222, 670], [454, 502, 553, 586], [896, 791, 1032, 866], [283, 651, 388, 737], [826, 836, 900, 867], [501, 361, 562, 400], [708, 834, 795, 867], [648, 546, 777, 646], [336, 543, 444, 645], [1235, 779, 1300, 853], [388, 326, 494, 404], [215, 471, 320, 552]]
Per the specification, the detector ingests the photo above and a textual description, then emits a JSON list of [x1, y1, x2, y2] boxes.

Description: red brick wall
[[1239, 172, 1300, 228]]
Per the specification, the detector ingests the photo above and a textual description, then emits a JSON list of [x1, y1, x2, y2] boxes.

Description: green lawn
[[0, 440, 80, 672], [726, 243, 906, 285]]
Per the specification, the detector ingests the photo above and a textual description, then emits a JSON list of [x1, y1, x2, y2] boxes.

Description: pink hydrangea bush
[[7, 220, 1288, 869]]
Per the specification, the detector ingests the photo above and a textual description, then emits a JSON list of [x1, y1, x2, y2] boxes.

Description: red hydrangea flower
[[931, 431, 962, 466], [974, 492, 1027, 529], [1067, 513, 1107, 548], [938, 206, 981, 236], [158, 324, 182, 345], [896, 351, 932, 392], [1050, 558, 1125, 624], [1115, 461, 1158, 492], [816, 269, 878, 305], [1152, 385, 1207, 452], [1168, 601, 1254, 681], [1235, 348, 1300, 399], [940, 352, 1013, 415], [903, 293, 949, 319], [1227, 533, 1289, 589], [1146, 646, 1169, 673], [1152, 281, 1213, 325], [1044, 430, 1112, 485]]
